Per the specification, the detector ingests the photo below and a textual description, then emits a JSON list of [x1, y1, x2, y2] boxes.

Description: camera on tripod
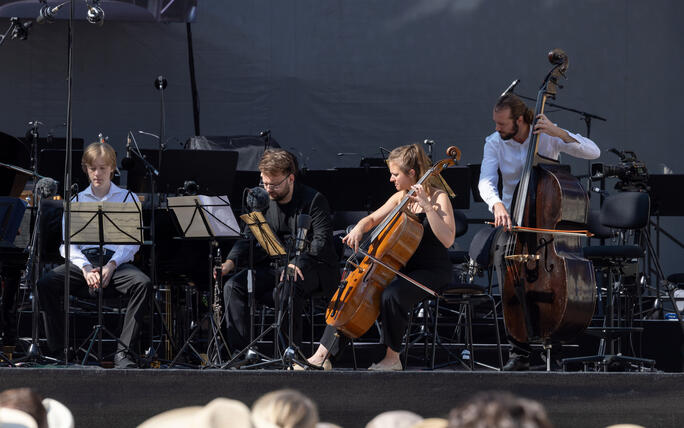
[[591, 149, 649, 191]]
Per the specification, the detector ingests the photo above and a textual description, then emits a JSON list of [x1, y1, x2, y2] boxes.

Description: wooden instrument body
[[326, 211, 423, 338], [502, 164, 596, 343]]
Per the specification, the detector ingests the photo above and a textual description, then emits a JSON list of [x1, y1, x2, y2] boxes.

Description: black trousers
[[0, 260, 22, 345], [321, 268, 449, 358], [223, 261, 338, 352], [38, 260, 151, 354]]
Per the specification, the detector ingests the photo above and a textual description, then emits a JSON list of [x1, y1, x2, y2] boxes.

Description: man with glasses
[[220, 149, 339, 355]]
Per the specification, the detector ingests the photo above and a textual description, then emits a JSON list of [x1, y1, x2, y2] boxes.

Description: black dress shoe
[[114, 352, 137, 369], [503, 354, 530, 371]]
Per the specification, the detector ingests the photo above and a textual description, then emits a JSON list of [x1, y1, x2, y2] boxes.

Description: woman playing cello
[[303, 143, 456, 371]]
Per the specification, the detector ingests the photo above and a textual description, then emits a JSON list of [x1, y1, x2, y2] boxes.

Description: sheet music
[[70, 202, 143, 244], [168, 195, 240, 238], [198, 195, 240, 237]]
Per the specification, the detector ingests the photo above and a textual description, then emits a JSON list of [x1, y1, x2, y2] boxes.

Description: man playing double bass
[[478, 93, 600, 370]]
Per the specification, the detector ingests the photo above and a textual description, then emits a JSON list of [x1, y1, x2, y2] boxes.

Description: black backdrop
[[1, 0, 683, 270]]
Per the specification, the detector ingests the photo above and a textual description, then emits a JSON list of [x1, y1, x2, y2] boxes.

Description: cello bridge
[[505, 254, 540, 263], [347, 260, 364, 272]]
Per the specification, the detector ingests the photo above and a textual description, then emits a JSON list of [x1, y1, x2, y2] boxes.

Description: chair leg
[[430, 298, 440, 370], [488, 295, 504, 370], [309, 297, 314, 356], [466, 300, 474, 370], [402, 305, 414, 370], [350, 339, 357, 370]]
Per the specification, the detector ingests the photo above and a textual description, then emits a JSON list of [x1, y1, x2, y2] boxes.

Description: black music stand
[[647, 174, 684, 300], [220, 211, 304, 370], [37, 148, 90, 195], [440, 166, 472, 210], [125, 149, 238, 196], [301, 168, 391, 211], [0, 197, 27, 366], [69, 200, 144, 366], [167, 195, 241, 368]]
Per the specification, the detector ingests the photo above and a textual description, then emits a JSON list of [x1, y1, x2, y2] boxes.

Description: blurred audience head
[[137, 398, 252, 428], [412, 418, 448, 428], [365, 410, 424, 428], [448, 391, 553, 428], [41, 398, 74, 428], [0, 407, 39, 428], [251, 389, 319, 428], [0, 389, 47, 428]]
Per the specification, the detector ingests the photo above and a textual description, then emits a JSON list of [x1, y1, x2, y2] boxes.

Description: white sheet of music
[[69, 202, 143, 244], [168, 195, 240, 238]]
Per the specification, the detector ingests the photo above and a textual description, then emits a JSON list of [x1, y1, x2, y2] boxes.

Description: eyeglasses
[[260, 174, 290, 189]]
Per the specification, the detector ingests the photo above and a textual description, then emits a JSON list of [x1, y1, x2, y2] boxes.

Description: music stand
[[37, 149, 89, 195], [167, 195, 241, 368], [125, 149, 239, 196], [69, 200, 143, 366], [221, 211, 296, 369], [440, 166, 472, 210]]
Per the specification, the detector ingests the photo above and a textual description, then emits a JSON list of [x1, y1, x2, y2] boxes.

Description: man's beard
[[269, 184, 291, 202], [499, 122, 519, 140]]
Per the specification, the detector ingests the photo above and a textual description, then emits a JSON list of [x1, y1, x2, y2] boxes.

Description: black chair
[[563, 191, 655, 371], [403, 218, 504, 370]]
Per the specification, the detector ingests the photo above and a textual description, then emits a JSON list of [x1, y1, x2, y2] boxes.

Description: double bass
[[501, 49, 596, 344], [326, 146, 461, 339]]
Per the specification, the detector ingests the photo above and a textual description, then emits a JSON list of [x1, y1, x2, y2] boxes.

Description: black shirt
[[226, 182, 338, 271]]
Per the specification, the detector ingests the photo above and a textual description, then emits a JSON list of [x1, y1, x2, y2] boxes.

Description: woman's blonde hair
[[387, 143, 440, 192], [81, 141, 117, 179], [251, 389, 319, 428]]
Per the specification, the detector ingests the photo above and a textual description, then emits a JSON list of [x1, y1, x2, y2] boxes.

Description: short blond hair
[[251, 389, 318, 428], [81, 141, 117, 179]]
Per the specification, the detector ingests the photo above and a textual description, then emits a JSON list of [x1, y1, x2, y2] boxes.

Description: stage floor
[[1, 367, 683, 428]]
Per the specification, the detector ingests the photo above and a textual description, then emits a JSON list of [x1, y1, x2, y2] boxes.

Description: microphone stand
[[280, 240, 312, 369], [125, 134, 178, 363], [0, 17, 31, 47], [61, 0, 76, 365]]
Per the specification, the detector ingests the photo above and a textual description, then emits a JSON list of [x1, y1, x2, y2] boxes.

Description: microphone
[[154, 75, 167, 90], [86, 3, 105, 26], [259, 129, 271, 138], [35, 177, 58, 199], [501, 79, 520, 97], [295, 214, 312, 255], [121, 134, 134, 170], [246, 186, 269, 212], [37, 2, 67, 24]]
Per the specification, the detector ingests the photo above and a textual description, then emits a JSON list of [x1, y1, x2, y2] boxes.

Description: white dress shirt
[[60, 182, 141, 269], [478, 129, 600, 213]]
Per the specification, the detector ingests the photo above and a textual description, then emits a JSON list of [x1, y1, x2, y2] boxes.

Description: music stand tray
[[68, 200, 143, 366]]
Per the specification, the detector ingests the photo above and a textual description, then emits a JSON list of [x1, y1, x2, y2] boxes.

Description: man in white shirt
[[38, 142, 151, 368], [478, 93, 600, 370]]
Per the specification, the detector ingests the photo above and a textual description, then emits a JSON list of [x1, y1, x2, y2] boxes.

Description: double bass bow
[[325, 146, 461, 339], [501, 49, 596, 345]]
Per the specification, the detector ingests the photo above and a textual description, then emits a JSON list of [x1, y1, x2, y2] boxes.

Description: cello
[[326, 146, 461, 339], [501, 49, 596, 345]]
